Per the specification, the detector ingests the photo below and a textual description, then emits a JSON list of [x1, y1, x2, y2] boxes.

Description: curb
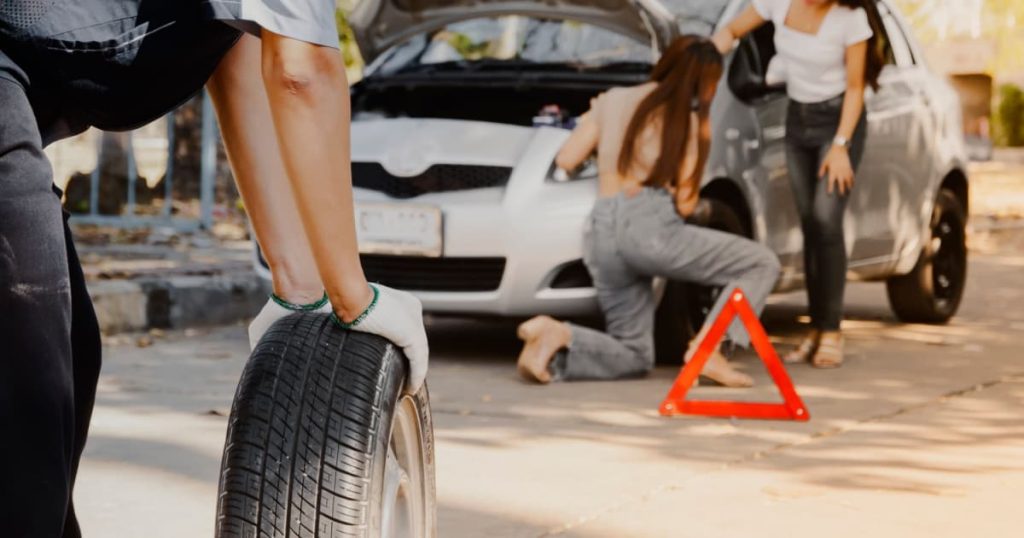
[[88, 271, 271, 334]]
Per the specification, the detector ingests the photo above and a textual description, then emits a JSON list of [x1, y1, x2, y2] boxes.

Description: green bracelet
[[331, 284, 379, 329], [270, 291, 329, 312]]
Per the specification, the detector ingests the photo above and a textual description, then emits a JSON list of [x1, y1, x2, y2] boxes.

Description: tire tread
[[216, 313, 405, 538]]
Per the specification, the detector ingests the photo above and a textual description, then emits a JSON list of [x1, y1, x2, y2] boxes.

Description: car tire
[[654, 199, 749, 364], [886, 189, 967, 324], [215, 313, 437, 538]]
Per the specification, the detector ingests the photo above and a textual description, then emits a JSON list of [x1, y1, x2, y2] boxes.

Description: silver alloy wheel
[[381, 395, 427, 538]]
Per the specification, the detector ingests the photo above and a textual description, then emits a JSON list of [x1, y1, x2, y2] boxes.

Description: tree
[[891, 0, 1024, 78], [996, 84, 1024, 146], [336, 0, 365, 80]]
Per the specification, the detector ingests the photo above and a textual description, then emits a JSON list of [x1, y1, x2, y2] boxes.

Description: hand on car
[[339, 284, 429, 395], [819, 146, 854, 196]]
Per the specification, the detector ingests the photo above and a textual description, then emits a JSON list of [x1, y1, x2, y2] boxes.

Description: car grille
[[361, 254, 506, 292], [352, 162, 512, 199]]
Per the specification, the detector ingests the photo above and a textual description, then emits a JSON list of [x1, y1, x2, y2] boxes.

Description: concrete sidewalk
[[75, 232, 270, 334], [73, 228, 1024, 537]]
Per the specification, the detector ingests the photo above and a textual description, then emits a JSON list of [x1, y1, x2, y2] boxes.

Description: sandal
[[812, 333, 844, 369], [783, 332, 820, 364]]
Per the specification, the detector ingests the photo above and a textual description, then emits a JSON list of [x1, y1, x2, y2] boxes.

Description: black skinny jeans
[[0, 76, 102, 538], [785, 94, 867, 331]]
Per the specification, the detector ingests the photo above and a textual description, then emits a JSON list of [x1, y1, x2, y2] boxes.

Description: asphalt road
[[76, 226, 1024, 537]]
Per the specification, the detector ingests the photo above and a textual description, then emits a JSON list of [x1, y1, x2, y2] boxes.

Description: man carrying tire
[[0, 2, 428, 536]]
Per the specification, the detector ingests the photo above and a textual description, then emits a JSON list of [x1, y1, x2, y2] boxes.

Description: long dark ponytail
[[837, 0, 885, 91], [617, 36, 723, 190]]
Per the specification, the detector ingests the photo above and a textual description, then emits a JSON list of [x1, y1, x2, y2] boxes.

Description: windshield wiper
[[390, 60, 472, 75], [447, 58, 539, 72], [388, 58, 539, 76], [586, 61, 652, 73]]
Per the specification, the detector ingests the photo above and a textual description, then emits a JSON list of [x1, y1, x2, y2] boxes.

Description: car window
[[749, 21, 776, 75], [727, 20, 783, 102], [878, 7, 915, 67], [730, 21, 777, 81], [870, 3, 898, 67], [367, 17, 655, 76]]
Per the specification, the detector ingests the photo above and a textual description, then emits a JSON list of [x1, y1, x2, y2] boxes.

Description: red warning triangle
[[660, 287, 810, 421]]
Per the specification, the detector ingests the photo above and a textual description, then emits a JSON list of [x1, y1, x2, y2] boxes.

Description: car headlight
[[547, 156, 599, 183]]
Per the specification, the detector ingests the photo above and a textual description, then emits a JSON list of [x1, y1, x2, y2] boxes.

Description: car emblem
[[382, 141, 437, 178]]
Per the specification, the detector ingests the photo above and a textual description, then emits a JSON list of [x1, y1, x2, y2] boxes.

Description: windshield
[[662, 0, 731, 35], [366, 17, 656, 77]]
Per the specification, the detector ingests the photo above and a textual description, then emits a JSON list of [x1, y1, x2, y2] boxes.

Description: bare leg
[[259, 31, 372, 320], [207, 34, 323, 304], [516, 316, 572, 384]]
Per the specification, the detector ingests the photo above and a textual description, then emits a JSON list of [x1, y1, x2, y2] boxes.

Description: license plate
[[355, 203, 443, 257]]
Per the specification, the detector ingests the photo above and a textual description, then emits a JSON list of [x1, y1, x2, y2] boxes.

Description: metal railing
[[70, 90, 220, 231]]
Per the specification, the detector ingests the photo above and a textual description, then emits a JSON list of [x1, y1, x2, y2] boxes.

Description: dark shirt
[[0, 1, 240, 140]]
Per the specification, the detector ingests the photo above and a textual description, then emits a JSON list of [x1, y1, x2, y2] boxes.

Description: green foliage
[[443, 32, 492, 59], [995, 84, 1024, 147], [335, 8, 364, 73]]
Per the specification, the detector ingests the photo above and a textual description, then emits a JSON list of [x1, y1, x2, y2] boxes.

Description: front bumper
[[254, 127, 602, 317]]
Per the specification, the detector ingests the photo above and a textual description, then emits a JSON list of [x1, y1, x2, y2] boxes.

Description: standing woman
[[712, 0, 884, 368]]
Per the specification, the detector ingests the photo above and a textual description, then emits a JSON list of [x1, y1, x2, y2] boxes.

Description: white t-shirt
[[752, 0, 873, 103]]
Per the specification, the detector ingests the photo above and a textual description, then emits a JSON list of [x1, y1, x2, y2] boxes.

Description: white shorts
[[205, 0, 340, 49]]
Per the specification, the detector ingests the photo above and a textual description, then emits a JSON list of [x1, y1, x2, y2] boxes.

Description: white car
[[256, 0, 970, 357]]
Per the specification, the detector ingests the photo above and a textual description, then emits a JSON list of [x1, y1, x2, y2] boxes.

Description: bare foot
[[685, 343, 754, 387], [516, 316, 571, 384]]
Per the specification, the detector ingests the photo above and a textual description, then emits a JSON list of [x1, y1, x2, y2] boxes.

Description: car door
[[847, 2, 925, 274], [740, 23, 803, 274], [718, 20, 805, 289], [877, 1, 938, 260]]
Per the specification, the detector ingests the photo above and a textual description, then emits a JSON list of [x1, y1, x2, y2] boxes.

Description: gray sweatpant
[[555, 188, 781, 381]]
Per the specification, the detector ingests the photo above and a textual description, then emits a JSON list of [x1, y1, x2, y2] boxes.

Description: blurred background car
[[254, 0, 971, 361]]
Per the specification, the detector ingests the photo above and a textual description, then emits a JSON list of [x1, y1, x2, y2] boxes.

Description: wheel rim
[[382, 395, 426, 538], [687, 284, 723, 335], [685, 208, 738, 334], [929, 210, 966, 311]]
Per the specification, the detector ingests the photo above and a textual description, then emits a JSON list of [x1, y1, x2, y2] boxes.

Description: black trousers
[[785, 95, 867, 331], [0, 77, 101, 538], [0, 4, 239, 535]]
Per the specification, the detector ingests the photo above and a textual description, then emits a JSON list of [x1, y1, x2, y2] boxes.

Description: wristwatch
[[833, 135, 851, 149]]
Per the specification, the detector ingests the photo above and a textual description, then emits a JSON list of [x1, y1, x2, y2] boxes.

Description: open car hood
[[349, 0, 678, 63]]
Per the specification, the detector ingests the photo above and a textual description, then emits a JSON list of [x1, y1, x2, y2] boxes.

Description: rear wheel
[[216, 313, 436, 538], [886, 189, 967, 323], [654, 199, 748, 364]]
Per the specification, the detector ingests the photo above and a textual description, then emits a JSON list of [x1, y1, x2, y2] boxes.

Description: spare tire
[[216, 313, 436, 538]]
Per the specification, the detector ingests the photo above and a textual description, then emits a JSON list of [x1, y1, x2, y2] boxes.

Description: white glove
[[337, 284, 429, 395], [248, 294, 332, 350]]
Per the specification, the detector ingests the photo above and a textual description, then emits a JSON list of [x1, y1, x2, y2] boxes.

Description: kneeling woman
[[516, 36, 781, 387]]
